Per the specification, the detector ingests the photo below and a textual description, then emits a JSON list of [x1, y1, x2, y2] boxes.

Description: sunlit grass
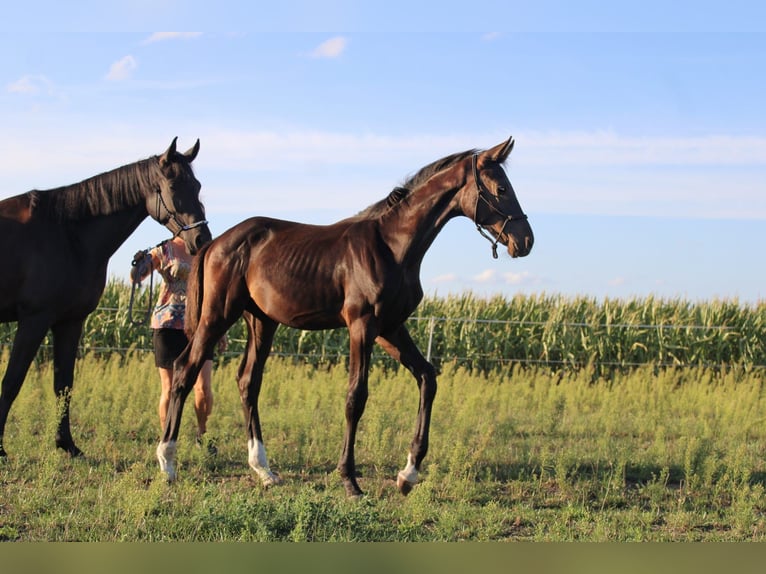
[[1, 350, 765, 541]]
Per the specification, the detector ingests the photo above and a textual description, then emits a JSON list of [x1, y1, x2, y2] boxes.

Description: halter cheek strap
[[154, 190, 208, 237], [471, 154, 527, 259]]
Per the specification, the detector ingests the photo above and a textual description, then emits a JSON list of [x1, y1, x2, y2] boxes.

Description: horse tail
[[185, 241, 212, 339]]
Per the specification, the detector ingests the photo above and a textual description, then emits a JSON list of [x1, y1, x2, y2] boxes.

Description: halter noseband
[[154, 189, 208, 238], [471, 153, 527, 259]]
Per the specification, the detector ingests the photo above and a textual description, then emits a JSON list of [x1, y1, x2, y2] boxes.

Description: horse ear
[[479, 136, 515, 166], [160, 137, 179, 167], [183, 139, 200, 163]]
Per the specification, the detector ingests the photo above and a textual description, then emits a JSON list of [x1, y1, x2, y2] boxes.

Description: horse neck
[[379, 164, 467, 265], [39, 158, 159, 263], [73, 203, 149, 265]]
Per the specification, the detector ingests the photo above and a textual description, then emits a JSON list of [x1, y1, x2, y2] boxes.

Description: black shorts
[[152, 328, 213, 369]]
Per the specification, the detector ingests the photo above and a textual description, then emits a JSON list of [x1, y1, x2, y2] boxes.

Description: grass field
[[1, 350, 765, 541]]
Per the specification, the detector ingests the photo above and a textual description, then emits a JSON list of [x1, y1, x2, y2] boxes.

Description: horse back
[[207, 215, 420, 331]]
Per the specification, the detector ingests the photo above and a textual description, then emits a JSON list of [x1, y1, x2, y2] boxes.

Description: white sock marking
[[398, 452, 418, 486], [248, 438, 279, 487], [157, 441, 177, 481]]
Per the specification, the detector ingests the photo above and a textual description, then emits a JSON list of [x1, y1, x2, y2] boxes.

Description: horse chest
[[376, 278, 423, 321]]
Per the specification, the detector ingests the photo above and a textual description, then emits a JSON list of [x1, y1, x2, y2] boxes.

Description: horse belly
[[247, 270, 345, 330]]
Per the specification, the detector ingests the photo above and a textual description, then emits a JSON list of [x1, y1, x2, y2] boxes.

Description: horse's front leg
[[0, 314, 52, 458], [51, 319, 86, 457], [338, 316, 376, 498], [239, 313, 280, 488], [376, 324, 437, 495]]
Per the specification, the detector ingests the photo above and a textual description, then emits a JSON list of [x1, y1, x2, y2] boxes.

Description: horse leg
[[338, 316, 376, 498], [51, 319, 85, 457], [376, 324, 437, 495], [238, 312, 280, 487], [156, 334, 210, 481], [0, 315, 51, 458], [157, 299, 238, 481]]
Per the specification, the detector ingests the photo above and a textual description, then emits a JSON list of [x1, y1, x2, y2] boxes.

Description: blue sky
[[1, 7, 765, 304]]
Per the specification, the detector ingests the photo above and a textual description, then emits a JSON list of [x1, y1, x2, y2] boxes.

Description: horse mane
[[354, 149, 477, 219], [28, 157, 163, 222]]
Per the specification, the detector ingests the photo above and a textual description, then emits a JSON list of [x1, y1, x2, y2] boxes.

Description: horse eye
[[497, 186, 507, 195]]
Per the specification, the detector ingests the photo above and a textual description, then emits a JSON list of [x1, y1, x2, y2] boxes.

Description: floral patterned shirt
[[132, 239, 192, 330]]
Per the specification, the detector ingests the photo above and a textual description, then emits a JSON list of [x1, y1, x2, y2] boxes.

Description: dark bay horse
[[158, 137, 533, 497], [0, 138, 211, 459]]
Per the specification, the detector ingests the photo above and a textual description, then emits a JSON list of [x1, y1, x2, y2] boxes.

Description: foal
[[158, 137, 533, 497]]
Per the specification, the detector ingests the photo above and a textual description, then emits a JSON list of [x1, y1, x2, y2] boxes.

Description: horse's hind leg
[[51, 319, 85, 457], [376, 325, 437, 495], [0, 315, 51, 458], [239, 312, 280, 487]]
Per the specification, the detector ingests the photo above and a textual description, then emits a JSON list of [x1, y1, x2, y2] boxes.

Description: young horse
[[0, 138, 211, 460], [158, 137, 533, 497]]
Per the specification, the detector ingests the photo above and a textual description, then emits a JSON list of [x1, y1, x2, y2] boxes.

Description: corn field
[[1, 278, 764, 373]]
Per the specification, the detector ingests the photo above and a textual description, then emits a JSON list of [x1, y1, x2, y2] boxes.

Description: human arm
[[130, 250, 156, 284]]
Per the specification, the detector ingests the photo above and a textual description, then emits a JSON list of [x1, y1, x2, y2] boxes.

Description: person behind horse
[[131, 235, 224, 452]]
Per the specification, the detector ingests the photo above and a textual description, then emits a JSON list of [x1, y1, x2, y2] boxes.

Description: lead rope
[[127, 237, 171, 326], [128, 258, 154, 326]]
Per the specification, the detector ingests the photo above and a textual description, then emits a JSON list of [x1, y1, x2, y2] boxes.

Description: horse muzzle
[[184, 222, 212, 255]]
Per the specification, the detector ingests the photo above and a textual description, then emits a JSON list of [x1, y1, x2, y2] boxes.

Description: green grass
[[1, 351, 765, 541]]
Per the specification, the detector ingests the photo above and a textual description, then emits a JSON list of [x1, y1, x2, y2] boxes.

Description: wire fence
[[1, 306, 763, 373]]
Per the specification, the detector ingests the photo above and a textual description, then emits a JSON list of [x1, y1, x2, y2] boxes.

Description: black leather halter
[[154, 188, 208, 237], [471, 153, 527, 259]]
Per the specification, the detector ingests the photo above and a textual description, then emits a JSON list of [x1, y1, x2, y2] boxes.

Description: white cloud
[[0, 126, 764, 220], [105, 55, 137, 81], [309, 36, 348, 59], [6, 75, 66, 106], [516, 130, 766, 167], [473, 269, 497, 283], [432, 273, 458, 284], [8, 75, 43, 95], [503, 271, 534, 285], [142, 32, 203, 45]]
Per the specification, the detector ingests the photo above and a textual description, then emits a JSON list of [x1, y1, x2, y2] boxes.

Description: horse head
[[464, 137, 534, 259], [151, 137, 212, 255]]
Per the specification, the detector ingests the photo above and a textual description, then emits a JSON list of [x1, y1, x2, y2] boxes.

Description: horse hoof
[[56, 442, 83, 458], [343, 484, 365, 499], [262, 473, 281, 489], [158, 467, 177, 485], [156, 441, 177, 482], [397, 473, 415, 496]]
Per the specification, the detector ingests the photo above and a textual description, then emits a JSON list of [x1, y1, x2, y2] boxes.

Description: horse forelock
[[30, 157, 163, 222]]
